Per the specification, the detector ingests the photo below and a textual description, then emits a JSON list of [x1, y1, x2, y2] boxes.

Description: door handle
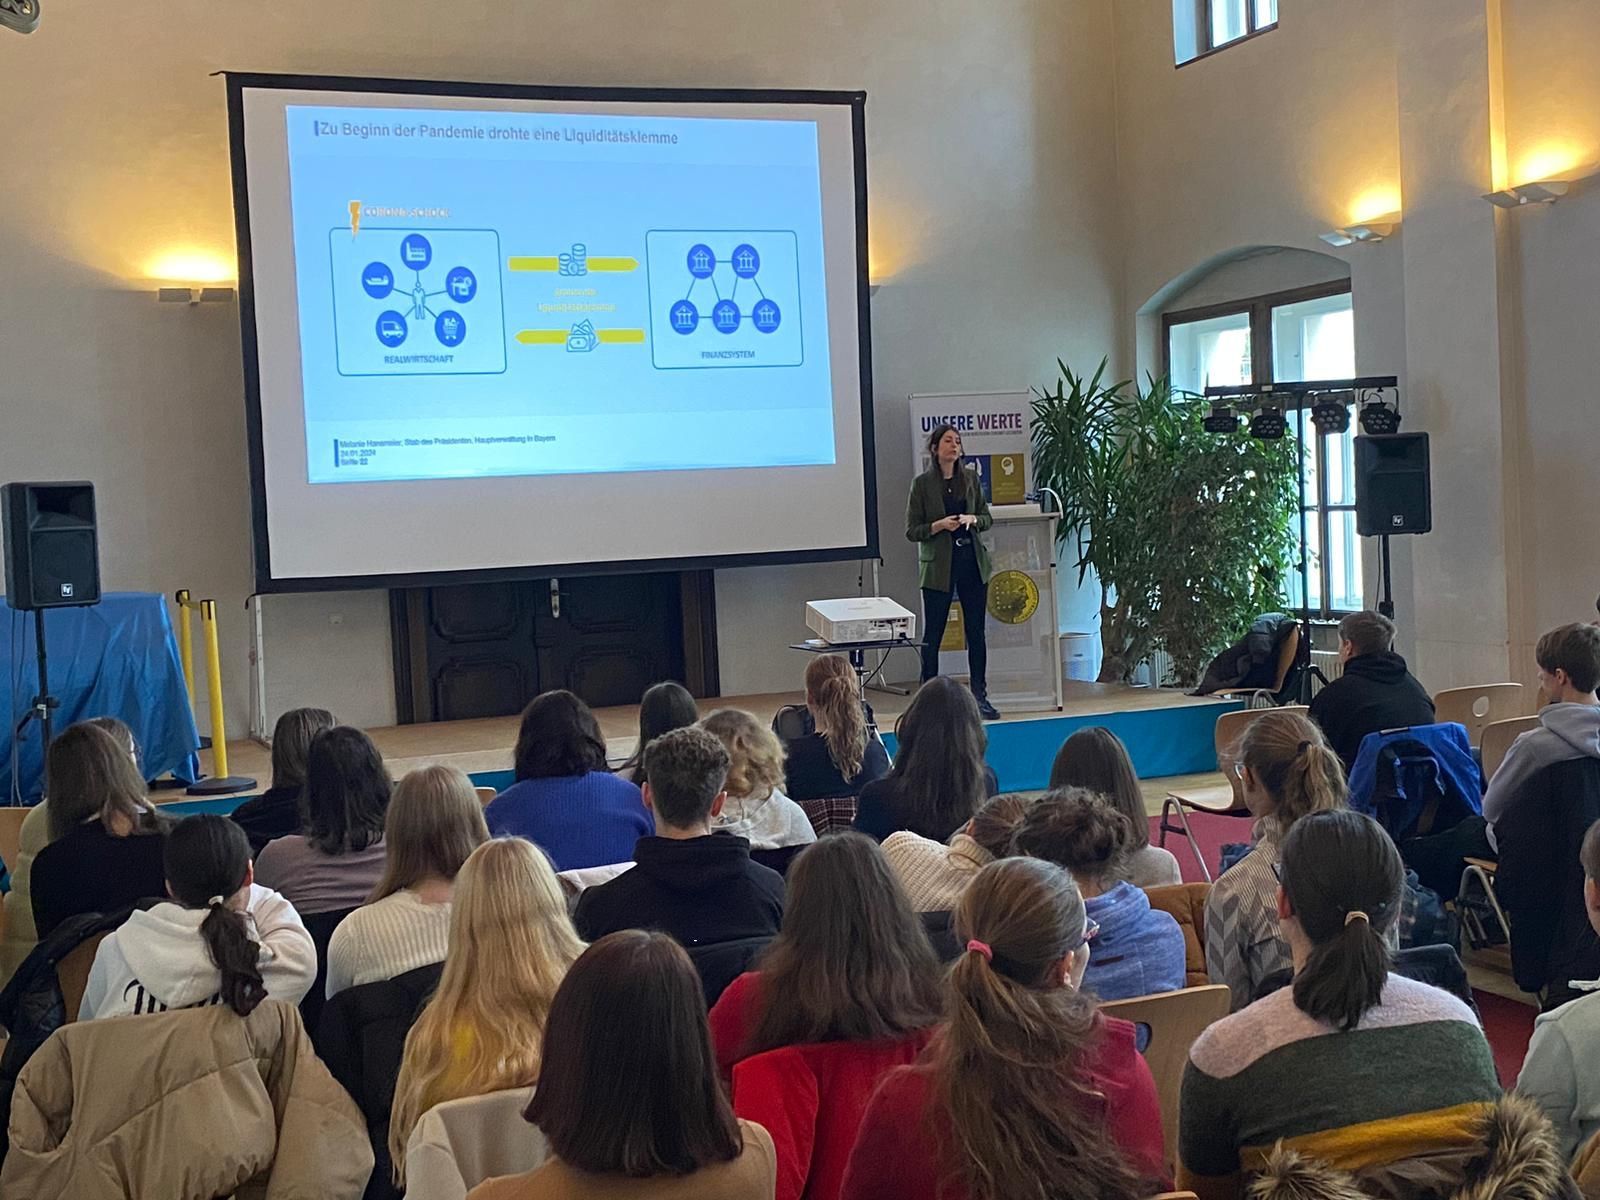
[[549, 578, 561, 620]]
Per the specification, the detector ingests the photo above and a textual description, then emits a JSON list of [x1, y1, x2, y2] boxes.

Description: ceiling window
[[1174, 0, 1279, 65]]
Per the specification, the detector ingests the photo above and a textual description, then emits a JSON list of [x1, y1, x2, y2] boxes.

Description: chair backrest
[[55, 931, 109, 1022], [1480, 715, 1541, 782], [1213, 705, 1309, 805], [1144, 884, 1211, 988], [300, 906, 359, 1036], [405, 1086, 544, 1200], [1432, 683, 1526, 747], [0, 807, 29, 876], [1100, 984, 1232, 1177], [473, 787, 496, 807], [1267, 623, 1301, 692]]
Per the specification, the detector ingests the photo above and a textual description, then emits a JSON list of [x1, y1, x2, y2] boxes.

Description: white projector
[[805, 597, 917, 644]]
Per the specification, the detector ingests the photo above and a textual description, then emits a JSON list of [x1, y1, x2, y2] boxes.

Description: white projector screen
[[226, 74, 876, 591]]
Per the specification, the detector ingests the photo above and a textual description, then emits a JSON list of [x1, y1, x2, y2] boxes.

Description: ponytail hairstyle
[[939, 858, 1146, 1200], [164, 814, 266, 1016], [1279, 809, 1402, 1031], [804, 654, 867, 778], [966, 792, 1031, 859], [1232, 709, 1346, 836]]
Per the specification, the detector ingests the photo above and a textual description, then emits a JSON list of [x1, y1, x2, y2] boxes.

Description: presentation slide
[[232, 80, 873, 588]]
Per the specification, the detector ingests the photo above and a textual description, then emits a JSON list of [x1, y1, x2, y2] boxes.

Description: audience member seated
[[853, 676, 998, 843], [615, 680, 699, 785], [841, 857, 1165, 1200], [229, 706, 336, 855], [80, 814, 315, 1018], [388, 838, 585, 1193], [574, 727, 784, 946], [1205, 710, 1346, 1010], [486, 690, 654, 871], [882, 792, 1029, 913], [2, 716, 139, 980], [1179, 811, 1502, 1200], [1307, 610, 1435, 770], [1518, 818, 1600, 1159], [325, 764, 489, 998], [255, 725, 391, 915], [709, 832, 942, 1081], [1485, 622, 1600, 851], [778, 655, 890, 816], [1014, 788, 1185, 1001], [702, 708, 817, 851], [469, 930, 776, 1200], [1049, 726, 1182, 887], [30, 721, 170, 939]]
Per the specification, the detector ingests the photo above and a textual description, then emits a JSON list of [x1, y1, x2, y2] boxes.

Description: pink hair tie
[[965, 939, 993, 962]]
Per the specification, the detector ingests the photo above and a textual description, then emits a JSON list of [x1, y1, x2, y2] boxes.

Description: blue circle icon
[[376, 310, 408, 347], [361, 262, 394, 299], [712, 300, 741, 333], [444, 267, 477, 303], [669, 300, 700, 334], [399, 233, 433, 271], [686, 244, 717, 279], [752, 298, 782, 333], [731, 244, 761, 279], [434, 310, 467, 347]]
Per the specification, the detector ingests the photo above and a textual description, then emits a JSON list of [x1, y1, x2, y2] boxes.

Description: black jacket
[[1495, 757, 1600, 1000], [1308, 651, 1436, 769], [229, 785, 303, 857], [574, 834, 784, 948], [315, 960, 444, 1200]]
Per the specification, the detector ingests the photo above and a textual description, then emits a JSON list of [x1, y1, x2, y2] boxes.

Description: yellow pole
[[175, 589, 196, 718], [201, 599, 230, 779]]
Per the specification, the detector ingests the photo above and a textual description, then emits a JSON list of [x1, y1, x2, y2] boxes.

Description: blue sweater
[[1081, 880, 1186, 1003], [486, 772, 655, 872]]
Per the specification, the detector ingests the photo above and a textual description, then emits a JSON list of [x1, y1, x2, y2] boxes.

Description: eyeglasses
[[1079, 916, 1101, 947]]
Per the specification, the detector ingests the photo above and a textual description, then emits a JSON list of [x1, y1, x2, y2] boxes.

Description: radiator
[[1311, 649, 1344, 692]]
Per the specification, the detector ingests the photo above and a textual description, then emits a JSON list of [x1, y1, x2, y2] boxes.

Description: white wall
[[0, 0, 1126, 727]]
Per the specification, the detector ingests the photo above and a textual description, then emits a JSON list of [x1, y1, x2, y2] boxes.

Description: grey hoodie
[[1484, 702, 1600, 850]]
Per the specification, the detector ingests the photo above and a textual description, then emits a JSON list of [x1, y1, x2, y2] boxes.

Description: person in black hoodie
[[228, 707, 336, 855], [1308, 610, 1435, 770], [574, 726, 784, 947]]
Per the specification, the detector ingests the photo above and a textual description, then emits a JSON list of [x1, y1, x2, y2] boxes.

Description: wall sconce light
[[1320, 220, 1396, 246], [1483, 179, 1572, 208], [157, 286, 237, 305]]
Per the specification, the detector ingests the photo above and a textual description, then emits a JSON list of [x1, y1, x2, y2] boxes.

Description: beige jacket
[[406, 1086, 545, 1200], [1, 998, 373, 1200]]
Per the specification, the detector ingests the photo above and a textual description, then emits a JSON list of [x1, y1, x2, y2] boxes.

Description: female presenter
[[906, 424, 999, 720]]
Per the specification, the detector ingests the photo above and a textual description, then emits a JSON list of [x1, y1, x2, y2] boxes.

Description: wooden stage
[[192, 681, 1234, 803]]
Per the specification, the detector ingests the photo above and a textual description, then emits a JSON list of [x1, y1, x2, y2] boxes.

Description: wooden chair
[[1150, 1194, 1200, 1200], [1102, 984, 1232, 1180], [57, 931, 110, 1022], [1214, 624, 1300, 708], [474, 786, 497, 806], [1160, 706, 1308, 883], [0, 806, 29, 876], [1433, 683, 1526, 748], [1480, 715, 1540, 783], [1145, 883, 1211, 988]]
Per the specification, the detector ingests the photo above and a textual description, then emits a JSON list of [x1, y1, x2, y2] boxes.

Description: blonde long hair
[[804, 654, 867, 778], [1233, 709, 1346, 837], [388, 838, 585, 1181], [702, 708, 785, 800]]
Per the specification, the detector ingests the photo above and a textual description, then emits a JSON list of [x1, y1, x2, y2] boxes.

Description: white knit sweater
[[325, 890, 451, 998], [881, 831, 993, 913]]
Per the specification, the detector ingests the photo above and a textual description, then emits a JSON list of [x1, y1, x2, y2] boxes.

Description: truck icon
[[381, 318, 404, 339]]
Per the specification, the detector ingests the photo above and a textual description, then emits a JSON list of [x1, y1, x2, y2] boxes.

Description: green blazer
[[905, 465, 993, 592]]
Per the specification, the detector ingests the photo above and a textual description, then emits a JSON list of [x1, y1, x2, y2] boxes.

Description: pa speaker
[[1355, 434, 1431, 537], [2, 482, 101, 609]]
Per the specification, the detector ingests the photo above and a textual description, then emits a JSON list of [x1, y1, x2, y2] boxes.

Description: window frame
[[1177, 0, 1279, 66], [1163, 279, 1358, 621]]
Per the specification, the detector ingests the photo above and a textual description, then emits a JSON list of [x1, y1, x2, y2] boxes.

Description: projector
[[805, 597, 916, 645]]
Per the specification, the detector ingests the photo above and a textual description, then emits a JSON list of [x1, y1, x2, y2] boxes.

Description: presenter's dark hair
[[927, 422, 963, 462], [1048, 727, 1150, 851], [46, 721, 161, 842], [617, 682, 698, 787], [514, 690, 609, 781], [270, 707, 336, 792], [889, 676, 989, 842], [1280, 810, 1401, 1031], [302, 726, 391, 854], [527, 930, 742, 1176], [165, 814, 266, 1016]]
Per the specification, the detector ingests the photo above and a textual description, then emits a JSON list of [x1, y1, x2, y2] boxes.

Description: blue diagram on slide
[[645, 230, 803, 370], [327, 228, 506, 376]]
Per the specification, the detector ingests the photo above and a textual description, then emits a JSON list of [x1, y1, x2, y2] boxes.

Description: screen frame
[[224, 71, 878, 594]]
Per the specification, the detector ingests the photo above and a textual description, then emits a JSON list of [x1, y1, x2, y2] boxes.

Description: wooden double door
[[391, 571, 717, 723]]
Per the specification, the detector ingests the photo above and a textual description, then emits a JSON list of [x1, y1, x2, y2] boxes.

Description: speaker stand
[[11, 610, 58, 795], [1377, 535, 1396, 620]]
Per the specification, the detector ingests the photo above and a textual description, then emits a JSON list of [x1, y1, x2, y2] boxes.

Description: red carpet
[[1150, 810, 1537, 1083]]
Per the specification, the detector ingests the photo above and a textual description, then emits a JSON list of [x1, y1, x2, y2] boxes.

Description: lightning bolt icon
[[349, 201, 362, 238]]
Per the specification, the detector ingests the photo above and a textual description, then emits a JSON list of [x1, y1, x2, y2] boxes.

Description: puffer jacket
[[1248, 1093, 1578, 1200], [1, 998, 372, 1200]]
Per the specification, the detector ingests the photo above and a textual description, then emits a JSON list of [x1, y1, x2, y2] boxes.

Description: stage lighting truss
[[1309, 389, 1354, 435], [1203, 404, 1242, 434], [1249, 405, 1288, 440], [1200, 377, 1401, 442], [1357, 389, 1402, 435]]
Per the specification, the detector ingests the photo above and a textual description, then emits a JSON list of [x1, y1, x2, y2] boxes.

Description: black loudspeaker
[[2, 482, 101, 609], [1355, 434, 1431, 537]]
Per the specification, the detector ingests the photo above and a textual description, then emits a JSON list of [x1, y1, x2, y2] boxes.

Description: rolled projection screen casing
[[227, 74, 877, 592]]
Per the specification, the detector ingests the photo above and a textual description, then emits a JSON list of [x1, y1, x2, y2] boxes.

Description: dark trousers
[[920, 550, 988, 697]]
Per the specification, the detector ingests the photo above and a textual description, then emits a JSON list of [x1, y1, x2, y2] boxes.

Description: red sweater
[[708, 969, 765, 1078], [839, 1016, 1167, 1200]]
